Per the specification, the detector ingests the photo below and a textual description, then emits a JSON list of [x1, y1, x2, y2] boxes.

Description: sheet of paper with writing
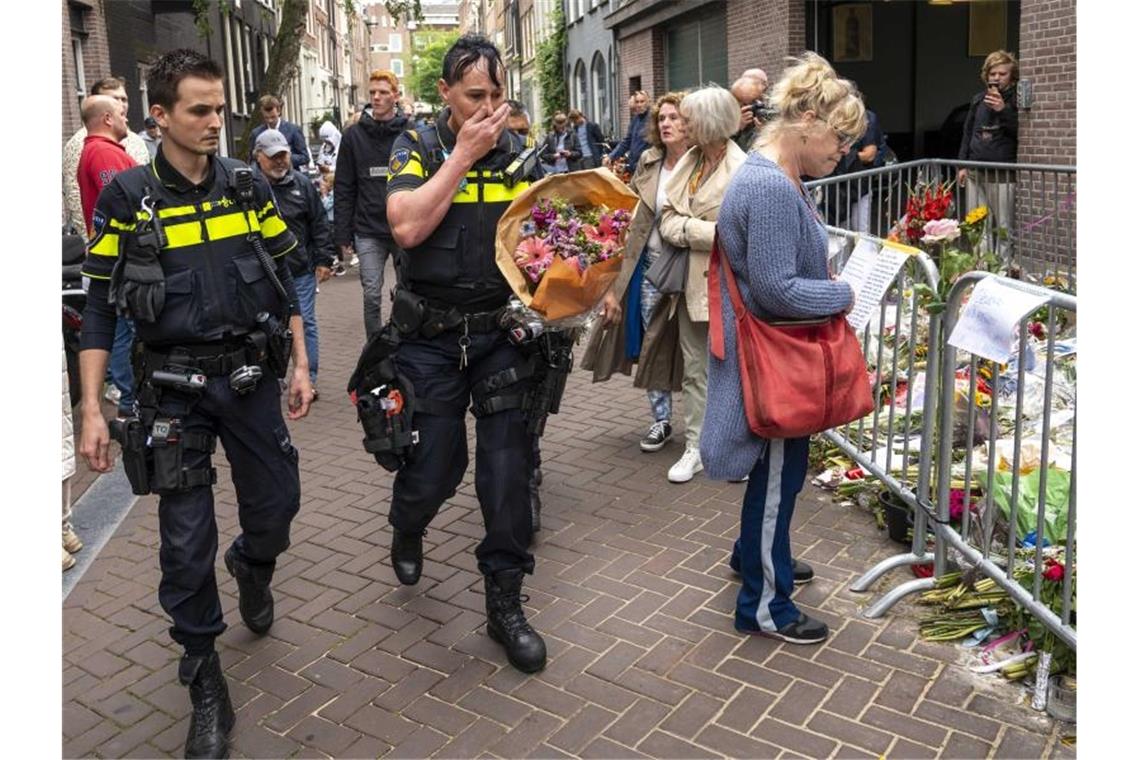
[[838, 239, 913, 331], [947, 276, 1050, 363]]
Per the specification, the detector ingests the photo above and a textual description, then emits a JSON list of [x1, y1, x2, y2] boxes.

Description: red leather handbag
[[707, 236, 873, 439]]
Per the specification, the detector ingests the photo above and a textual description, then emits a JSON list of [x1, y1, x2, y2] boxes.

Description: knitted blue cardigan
[[700, 154, 854, 480]]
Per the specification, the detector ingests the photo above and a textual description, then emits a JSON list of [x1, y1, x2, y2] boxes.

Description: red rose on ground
[[1042, 560, 1065, 582]]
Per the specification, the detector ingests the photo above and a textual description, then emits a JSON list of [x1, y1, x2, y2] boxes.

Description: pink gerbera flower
[[515, 237, 553, 267]]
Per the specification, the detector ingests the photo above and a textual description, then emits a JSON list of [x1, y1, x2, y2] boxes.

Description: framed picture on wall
[[833, 3, 873, 63], [969, 1, 1007, 57]]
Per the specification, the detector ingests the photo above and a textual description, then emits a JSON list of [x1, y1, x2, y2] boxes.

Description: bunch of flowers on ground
[[513, 198, 631, 284]]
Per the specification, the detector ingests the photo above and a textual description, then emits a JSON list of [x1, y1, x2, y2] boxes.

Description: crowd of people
[[63, 33, 1023, 758]]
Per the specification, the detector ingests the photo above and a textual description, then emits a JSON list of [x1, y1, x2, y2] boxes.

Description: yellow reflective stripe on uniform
[[154, 209, 255, 249], [482, 181, 530, 204], [163, 220, 205, 248], [88, 232, 120, 256], [255, 200, 276, 220], [81, 270, 111, 280], [395, 155, 426, 179], [157, 204, 198, 219], [260, 214, 288, 239], [108, 219, 136, 232]]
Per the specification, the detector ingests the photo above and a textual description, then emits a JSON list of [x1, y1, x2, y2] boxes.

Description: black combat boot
[[223, 545, 274, 634], [485, 569, 547, 673], [179, 651, 235, 759], [391, 529, 424, 585]]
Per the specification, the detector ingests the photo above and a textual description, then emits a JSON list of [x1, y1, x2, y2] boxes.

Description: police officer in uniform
[[384, 34, 546, 673], [78, 49, 312, 759]]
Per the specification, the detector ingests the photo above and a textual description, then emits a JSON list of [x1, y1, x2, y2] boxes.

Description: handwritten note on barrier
[[947, 276, 1050, 363], [838, 239, 914, 331]]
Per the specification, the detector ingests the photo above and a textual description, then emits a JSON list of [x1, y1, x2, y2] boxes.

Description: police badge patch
[[388, 148, 411, 175]]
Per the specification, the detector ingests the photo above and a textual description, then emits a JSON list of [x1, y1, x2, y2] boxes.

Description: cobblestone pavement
[[63, 268, 1075, 759]]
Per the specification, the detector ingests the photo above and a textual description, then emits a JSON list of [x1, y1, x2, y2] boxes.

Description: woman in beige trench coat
[[657, 86, 749, 483], [580, 92, 692, 454]]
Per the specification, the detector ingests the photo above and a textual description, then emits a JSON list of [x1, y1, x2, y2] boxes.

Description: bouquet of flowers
[[888, 180, 1005, 307], [496, 169, 639, 323]]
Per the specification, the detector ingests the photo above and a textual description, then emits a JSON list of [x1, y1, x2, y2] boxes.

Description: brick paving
[[63, 268, 1075, 759]]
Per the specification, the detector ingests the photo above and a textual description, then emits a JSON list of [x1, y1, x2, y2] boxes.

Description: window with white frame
[[71, 35, 86, 111], [591, 52, 607, 126], [389, 33, 402, 52], [391, 59, 404, 77], [137, 62, 151, 115], [223, 14, 239, 112], [244, 26, 255, 103], [573, 59, 587, 114]]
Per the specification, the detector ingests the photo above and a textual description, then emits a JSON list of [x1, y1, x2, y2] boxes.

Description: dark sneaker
[[639, 420, 673, 452], [728, 554, 815, 586], [738, 612, 829, 645]]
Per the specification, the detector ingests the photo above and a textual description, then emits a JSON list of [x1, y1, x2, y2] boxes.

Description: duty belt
[[144, 342, 253, 377], [420, 301, 504, 337]]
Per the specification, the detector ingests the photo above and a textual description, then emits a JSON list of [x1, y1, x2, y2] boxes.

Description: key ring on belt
[[458, 315, 471, 370]]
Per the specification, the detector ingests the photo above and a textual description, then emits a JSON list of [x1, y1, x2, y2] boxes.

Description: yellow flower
[[965, 206, 989, 225]]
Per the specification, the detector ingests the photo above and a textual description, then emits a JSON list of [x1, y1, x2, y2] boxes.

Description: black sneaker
[[738, 612, 829, 645], [729, 554, 815, 586], [639, 420, 673, 452]]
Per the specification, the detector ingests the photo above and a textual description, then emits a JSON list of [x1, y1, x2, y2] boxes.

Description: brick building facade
[[1015, 0, 1076, 166], [63, 0, 113, 142]]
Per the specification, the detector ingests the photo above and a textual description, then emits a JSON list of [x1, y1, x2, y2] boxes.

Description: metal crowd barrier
[[822, 227, 943, 612], [806, 159, 1076, 290], [833, 266, 1077, 653], [931, 272, 1077, 649]]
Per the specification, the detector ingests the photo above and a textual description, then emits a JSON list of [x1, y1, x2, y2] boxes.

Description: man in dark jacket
[[253, 129, 335, 398], [334, 69, 409, 339], [568, 108, 604, 169], [604, 90, 650, 174], [249, 94, 311, 170], [957, 50, 1019, 256], [538, 111, 581, 173]]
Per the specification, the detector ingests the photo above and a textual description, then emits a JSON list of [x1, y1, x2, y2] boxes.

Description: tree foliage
[[408, 31, 460, 108], [536, 3, 567, 131]]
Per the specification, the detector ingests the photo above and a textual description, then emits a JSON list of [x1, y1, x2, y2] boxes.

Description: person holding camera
[[957, 50, 1019, 255], [383, 34, 548, 675], [730, 69, 769, 153], [78, 49, 312, 759]]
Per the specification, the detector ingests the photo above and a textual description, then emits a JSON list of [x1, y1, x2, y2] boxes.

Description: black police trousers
[[391, 329, 535, 576], [154, 374, 300, 654]]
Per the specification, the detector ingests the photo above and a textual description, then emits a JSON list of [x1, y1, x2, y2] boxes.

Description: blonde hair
[[644, 91, 687, 149], [679, 86, 740, 147], [981, 50, 1019, 84], [762, 52, 866, 143]]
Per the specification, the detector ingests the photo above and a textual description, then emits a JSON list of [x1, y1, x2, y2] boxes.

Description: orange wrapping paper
[[495, 169, 639, 321]]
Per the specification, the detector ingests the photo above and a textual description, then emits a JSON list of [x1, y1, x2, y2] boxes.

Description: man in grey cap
[[139, 115, 161, 160], [253, 129, 335, 398]]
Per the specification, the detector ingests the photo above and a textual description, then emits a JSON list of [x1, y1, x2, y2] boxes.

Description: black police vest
[[116, 158, 287, 346], [400, 127, 529, 310]]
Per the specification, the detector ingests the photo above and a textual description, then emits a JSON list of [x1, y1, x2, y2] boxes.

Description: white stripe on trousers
[[755, 439, 784, 631]]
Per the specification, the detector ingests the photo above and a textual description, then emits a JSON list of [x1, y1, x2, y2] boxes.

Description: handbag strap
[[708, 234, 749, 361]]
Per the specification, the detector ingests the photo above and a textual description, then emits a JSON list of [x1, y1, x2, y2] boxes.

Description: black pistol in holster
[[110, 366, 216, 496], [523, 330, 574, 436], [231, 166, 294, 380]]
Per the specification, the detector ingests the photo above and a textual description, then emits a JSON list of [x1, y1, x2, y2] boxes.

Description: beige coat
[[578, 147, 684, 391], [658, 140, 749, 322]]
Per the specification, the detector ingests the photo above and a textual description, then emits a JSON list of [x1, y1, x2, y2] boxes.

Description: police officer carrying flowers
[[383, 34, 547, 673], [78, 49, 312, 759]]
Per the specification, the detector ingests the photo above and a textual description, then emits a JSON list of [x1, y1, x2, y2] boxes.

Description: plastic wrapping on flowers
[[495, 169, 639, 327]]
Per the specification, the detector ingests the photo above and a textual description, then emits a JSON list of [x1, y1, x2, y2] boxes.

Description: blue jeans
[[293, 272, 319, 383], [355, 235, 397, 340], [109, 318, 135, 412]]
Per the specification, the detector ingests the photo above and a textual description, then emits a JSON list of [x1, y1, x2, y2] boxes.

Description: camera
[[749, 98, 778, 125]]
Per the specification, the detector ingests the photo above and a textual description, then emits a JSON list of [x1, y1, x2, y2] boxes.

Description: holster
[[108, 233, 166, 322]]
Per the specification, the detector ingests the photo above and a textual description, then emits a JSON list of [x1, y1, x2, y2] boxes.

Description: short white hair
[[679, 86, 740, 147]]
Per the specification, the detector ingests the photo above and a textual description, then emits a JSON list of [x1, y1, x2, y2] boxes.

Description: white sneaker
[[349, 255, 360, 267], [668, 446, 703, 483]]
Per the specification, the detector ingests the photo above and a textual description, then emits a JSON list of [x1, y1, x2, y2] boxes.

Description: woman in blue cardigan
[[704, 53, 864, 645]]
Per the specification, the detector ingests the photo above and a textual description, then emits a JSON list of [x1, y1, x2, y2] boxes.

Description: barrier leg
[[860, 576, 937, 619], [849, 551, 934, 592]]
